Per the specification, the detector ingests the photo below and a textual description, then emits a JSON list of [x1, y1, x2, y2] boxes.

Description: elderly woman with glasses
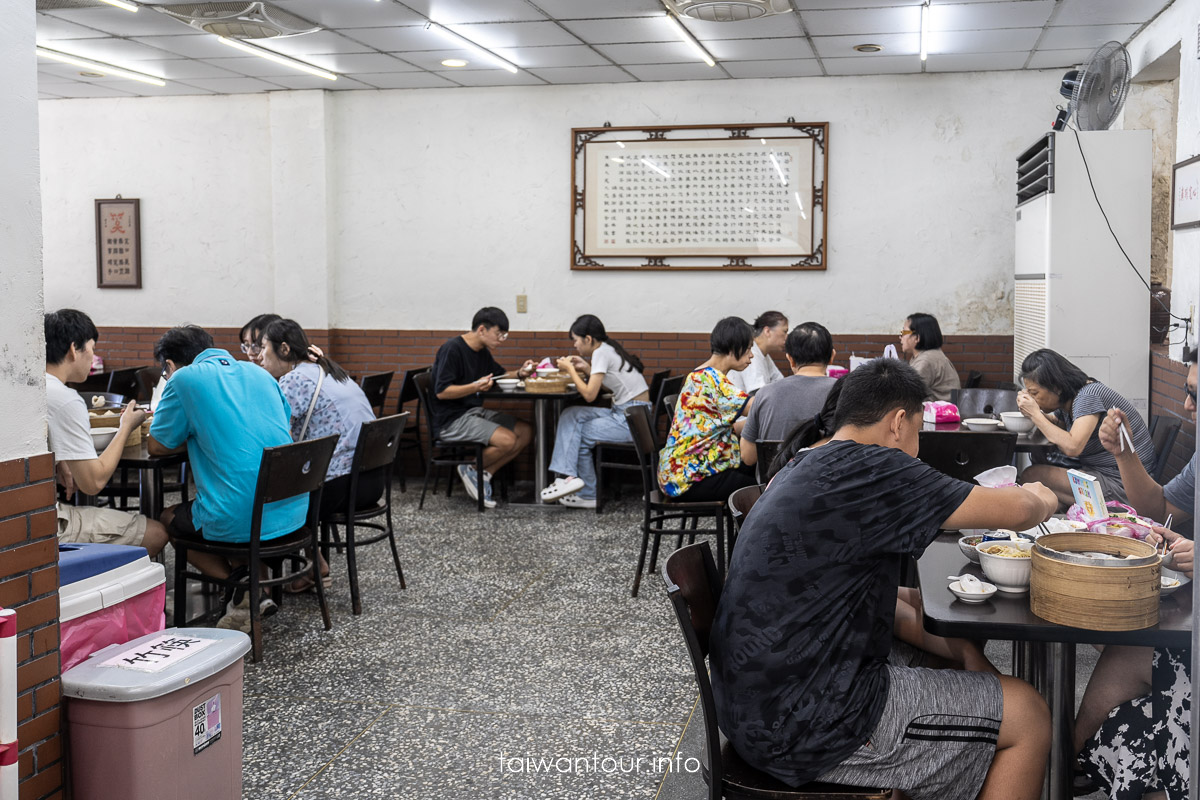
[[898, 313, 960, 402]]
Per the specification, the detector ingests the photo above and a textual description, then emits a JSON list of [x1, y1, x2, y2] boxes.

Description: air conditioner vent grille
[[149, 2, 319, 39], [1016, 133, 1055, 206]]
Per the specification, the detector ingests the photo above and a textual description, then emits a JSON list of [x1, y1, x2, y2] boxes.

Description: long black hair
[[261, 319, 351, 383], [766, 377, 845, 481], [569, 314, 643, 374], [1020, 348, 1091, 405]]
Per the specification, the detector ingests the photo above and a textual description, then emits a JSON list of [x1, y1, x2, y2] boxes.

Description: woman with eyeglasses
[[259, 318, 379, 591], [238, 313, 280, 366], [898, 313, 960, 402], [1017, 348, 1154, 508]]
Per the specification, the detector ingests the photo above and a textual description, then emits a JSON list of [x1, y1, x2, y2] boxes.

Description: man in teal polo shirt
[[148, 324, 307, 629]]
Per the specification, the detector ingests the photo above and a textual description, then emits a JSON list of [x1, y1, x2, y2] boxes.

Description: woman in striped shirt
[[1016, 348, 1154, 509]]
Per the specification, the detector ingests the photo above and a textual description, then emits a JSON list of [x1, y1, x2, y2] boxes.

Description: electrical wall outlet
[[516, 294, 527, 313]]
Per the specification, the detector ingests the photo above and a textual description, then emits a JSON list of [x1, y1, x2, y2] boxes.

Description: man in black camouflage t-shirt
[[710, 359, 1057, 800]]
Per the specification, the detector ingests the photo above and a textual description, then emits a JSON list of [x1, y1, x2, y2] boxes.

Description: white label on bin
[[192, 694, 222, 755], [100, 635, 216, 673]]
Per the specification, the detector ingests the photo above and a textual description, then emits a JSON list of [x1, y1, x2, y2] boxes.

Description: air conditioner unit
[[664, 0, 792, 22], [1013, 129, 1152, 418], [150, 2, 318, 39]]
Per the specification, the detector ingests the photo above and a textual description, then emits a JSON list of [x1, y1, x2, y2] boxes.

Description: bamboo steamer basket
[[1030, 532, 1160, 631], [88, 413, 148, 446], [524, 376, 572, 394]]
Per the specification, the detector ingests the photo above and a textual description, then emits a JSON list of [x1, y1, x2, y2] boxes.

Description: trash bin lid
[[59, 543, 147, 586], [62, 627, 251, 702]]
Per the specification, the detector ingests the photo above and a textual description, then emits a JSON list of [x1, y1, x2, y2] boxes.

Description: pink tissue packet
[[922, 401, 961, 424]]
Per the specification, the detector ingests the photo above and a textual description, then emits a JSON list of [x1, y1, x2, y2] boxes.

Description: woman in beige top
[[899, 312, 961, 402]]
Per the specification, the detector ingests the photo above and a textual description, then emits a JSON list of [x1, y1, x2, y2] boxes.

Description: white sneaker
[[541, 476, 585, 502], [558, 494, 596, 509]]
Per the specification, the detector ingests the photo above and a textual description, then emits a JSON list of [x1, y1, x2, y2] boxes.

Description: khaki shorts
[[57, 502, 147, 547]]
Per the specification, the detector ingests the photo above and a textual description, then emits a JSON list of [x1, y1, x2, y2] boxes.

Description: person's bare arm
[[65, 402, 146, 494], [559, 357, 605, 402], [739, 437, 758, 466], [436, 375, 496, 400], [942, 483, 1057, 531], [1098, 408, 1189, 523], [1017, 393, 1098, 458]]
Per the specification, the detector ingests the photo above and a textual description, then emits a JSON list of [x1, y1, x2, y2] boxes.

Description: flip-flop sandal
[[283, 573, 332, 594]]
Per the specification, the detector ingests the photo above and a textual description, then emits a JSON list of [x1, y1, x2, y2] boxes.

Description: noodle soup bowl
[[976, 540, 1034, 593]]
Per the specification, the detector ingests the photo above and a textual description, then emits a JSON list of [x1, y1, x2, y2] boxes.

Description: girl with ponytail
[[541, 315, 651, 508]]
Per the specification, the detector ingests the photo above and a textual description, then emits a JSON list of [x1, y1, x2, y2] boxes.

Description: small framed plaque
[[1171, 155, 1200, 231], [95, 197, 141, 288]]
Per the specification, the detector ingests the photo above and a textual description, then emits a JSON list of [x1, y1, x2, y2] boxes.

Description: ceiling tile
[[38, 37, 179, 64], [527, 0, 662, 19], [430, 69, 546, 86], [721, 59, 823, 78], [40, 92, 66, 99], [128, 35, 242, 59], [792, 0, 923, 8], [682, 14, 805, 40], [559, 17, 674, 44], [492, 45, 612, 69], [593, 41, 700, 64], [347, 72, 461, 89], [1026, 48, 1096, 70], [34, 14, 110, 40], [821, 54, 920, 75], [925, 51, 1030, 72], [37, 82, 138, 98], [928, 1, 1055, 31], [92, 79, 216, 96], [393, 48, 518, 71], [623, 63, 728, 81], [401, 0, 549, 24], [928, 28, 1042, 54], [252, 31, 374, 57], [173, 76, 288, 93], [524, 65, 637, 83], [447, 21, 584, 49], [300, 52, 422, 74], [810, 32, 919, 59], [201, 56, 309, 78], [41, 6, 200, 37], [1052, 0, 1173, 27], [257, 74, 377, 91], [268, 0, 425, 28], [37, 67, 93, 84], [1037, 24, 1141, 50], [800, 6, 920, 36], [339, 26, 443, 52], [707, 38, 813, 61], [134, 59, 242, 80]]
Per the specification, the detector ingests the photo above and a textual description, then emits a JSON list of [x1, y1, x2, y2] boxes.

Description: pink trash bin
[[62, 628, 251, 800]]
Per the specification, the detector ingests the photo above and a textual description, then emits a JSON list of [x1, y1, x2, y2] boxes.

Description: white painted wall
[[41, 70, 1064, 335], [1129, 0, 1200, 361], [0, 8, 48, 461]]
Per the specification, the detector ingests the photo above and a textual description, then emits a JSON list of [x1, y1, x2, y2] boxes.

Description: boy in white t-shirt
[[45, 309, 168, 556], [541, 315, 651, 508]]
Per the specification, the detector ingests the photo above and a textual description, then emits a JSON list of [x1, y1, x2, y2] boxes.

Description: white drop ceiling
[[35, 0, 1176, 99]]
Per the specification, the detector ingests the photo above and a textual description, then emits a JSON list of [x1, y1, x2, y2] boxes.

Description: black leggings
[[676, 463, 756, 503], [319, 469, 386, 517]]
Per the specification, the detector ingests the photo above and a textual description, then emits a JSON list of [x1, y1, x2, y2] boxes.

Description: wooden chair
[[359, 371, 394, 417], [593, 369, 669, 513], [393, 367, 430, 492], [319, 413, 408, 615], [753, 440, 784, 485], [727, 483, 765, 536], [658, 375, 685, 438], [135, 366, 160, 403], [625, 403, 729, 597], [963, 370, 983, 389], [662, 542, 889, 800], [951, 388, 1019, 418], [106, 367, 142, 401], [1149, 415, 1182, 482], [917, 430, 1017, 482], [413, 371, 487, 512], [169, 435, 338, 662]]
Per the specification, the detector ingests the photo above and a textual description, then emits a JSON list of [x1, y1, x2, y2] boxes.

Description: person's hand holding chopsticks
[[1147, 525, 1194, 578], [1098, 408, 1137, 457]]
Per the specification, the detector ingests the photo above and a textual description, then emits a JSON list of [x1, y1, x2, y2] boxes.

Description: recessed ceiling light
[[79, 71, 104, 78], [854, 43, 883, 53], [441, 59, 468, 67]]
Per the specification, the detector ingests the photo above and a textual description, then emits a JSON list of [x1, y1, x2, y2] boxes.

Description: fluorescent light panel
[[664, 12, 715, 67], [217, 37, 337, 80], [36, 46, 165, 86], [98, 0, 139, 11], [426, 22, 519, 74]]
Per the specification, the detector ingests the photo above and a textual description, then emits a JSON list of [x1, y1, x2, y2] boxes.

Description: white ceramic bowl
[[1161, 569, 1191, 597], [949, 579, 997, 604], [958, 535, 985, 563], [975, 539, 1033, 592], [495, 378, 520, 392], [963, 418, 1002, 432], [999, 412, 1035, 433], [90, 428, 117, 450], [535, 367, 560, 377]]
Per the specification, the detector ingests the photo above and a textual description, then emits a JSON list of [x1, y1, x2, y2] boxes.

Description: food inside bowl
[[1163, 576, 1181, 588], [981, 544, 1030, 558]]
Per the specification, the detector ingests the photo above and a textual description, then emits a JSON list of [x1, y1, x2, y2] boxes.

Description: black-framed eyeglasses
[[1188, 385, 1197, 403]]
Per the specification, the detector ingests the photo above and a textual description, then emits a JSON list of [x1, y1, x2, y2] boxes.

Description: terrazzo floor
[[163, 479, 1106, 799]]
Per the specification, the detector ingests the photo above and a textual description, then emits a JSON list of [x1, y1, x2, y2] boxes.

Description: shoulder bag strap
[[297, 367, 326, 441]]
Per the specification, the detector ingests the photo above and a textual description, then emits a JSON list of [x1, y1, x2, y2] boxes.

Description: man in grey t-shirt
[[741, 321, 837, 467], [1097, 347, 1196, 572]]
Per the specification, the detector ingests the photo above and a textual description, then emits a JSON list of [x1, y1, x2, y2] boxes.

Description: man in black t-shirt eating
[[710, 359, 1057, 800], [430, 307, 534, 508]]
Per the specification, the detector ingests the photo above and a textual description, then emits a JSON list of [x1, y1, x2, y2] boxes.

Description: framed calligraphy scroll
[[1171, 154, 1200, 231], [571, 122, 828, 271], [95, 197, 141, 288]]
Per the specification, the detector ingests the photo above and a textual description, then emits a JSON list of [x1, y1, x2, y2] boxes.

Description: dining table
[[917, 533, 1191, 800], [922, 420, 1054, 454], [481, 384, 577, 504], [116, 439, 187, 521]]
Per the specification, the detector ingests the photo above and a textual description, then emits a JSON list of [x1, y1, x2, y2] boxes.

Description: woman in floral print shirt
[[658, 317, 758, 502]]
